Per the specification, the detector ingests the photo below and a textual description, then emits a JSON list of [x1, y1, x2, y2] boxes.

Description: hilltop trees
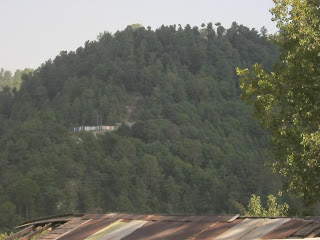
[[0, 22, 283, 232], [0, 68, 32, 90], [238, 0, 320, 205]]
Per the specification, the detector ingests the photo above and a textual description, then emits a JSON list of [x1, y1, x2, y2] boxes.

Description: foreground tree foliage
[[0, 22, 285, 232], [238, 0, 320, 205], [242, 194, 289, 217]]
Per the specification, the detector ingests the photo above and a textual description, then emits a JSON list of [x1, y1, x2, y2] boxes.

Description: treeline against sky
[[0, 68, 32, 90]]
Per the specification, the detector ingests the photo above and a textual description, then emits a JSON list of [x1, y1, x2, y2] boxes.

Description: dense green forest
[[0, 22, 288, 232]]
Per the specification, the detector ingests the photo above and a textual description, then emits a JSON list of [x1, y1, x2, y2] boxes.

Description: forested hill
[[0, 23, 280, 231]]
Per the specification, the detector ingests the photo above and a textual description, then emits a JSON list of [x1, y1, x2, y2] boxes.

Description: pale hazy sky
[[0, 0, 277, 72]]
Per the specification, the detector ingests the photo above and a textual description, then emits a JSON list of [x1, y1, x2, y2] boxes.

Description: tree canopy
[[0, 22, 287, 232], [0, 68, 32, 90], [238, 0, 320, 205]]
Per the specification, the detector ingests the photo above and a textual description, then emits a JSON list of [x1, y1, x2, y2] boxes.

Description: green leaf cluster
[[244, 194, 289, 217], [238, 0, 320, 205]]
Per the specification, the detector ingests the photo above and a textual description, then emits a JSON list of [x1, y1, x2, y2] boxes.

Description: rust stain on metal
[[57, 218, 118, 240], [262, 219, 311, 239], [82, 213, 117, 220], [122, 220, 234, 240], [214, 219, 265, 240], [154, 222, 214, 240], [124, 222, 214, 240], [187, 222, 217, 240], [95, 220, 147, 239], [120, 219, 132, 223], [82, 214, 106, 220], [178, 215, 236, 222], [194, 219, 243, 240], [121, 221, 185, 240], [146, 214, 236, 223], [39, 233, 61, 239], [292, 221, 320, 238], [142, 215, 154, 221], [114, 213, 138, 220], [239, 218, 290, 240]]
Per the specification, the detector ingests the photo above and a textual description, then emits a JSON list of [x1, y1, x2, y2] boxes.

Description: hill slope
[[0, 23, 281, 231]]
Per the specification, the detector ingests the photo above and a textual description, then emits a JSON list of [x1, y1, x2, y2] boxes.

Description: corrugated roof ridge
[[228, 214, 240, 222], [81, 213, 238, 222], [238, 216, 292, 219], [16, 213, 85, 228], [38, 218, 90, 240], [114, 212, 234, 217], [239, 216, 320, 220]]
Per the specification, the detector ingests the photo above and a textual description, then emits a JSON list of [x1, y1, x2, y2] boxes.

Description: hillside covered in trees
[[0, 22, 284, 231]]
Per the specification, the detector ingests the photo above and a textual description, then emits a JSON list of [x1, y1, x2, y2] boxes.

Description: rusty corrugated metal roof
[[123, 221, 215, 240], [292, 222, 320, 238], [237, 218, 290, 240], [262, 219, 311, 239], [96, 220, 147, 240], [9, 213, 320, 240], [121, 220, 184, 240], [214, 219, 265, 240], [57, 218, 118, 240], [84, 220, 127, 240], [194, 219, 243, 240], [39, 218, 89, 240]]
